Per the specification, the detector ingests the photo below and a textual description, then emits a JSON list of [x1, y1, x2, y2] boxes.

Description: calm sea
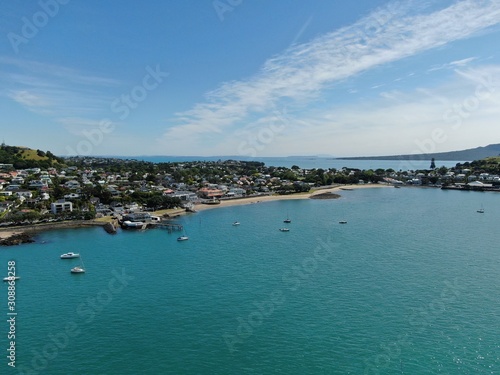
[[114, 156, 463, 171], [1, 187, 499, 374]]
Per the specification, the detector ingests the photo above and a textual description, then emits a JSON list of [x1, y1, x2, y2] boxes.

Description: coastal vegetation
[[1, 144, 500, 233], [0, 143, 63, 169]]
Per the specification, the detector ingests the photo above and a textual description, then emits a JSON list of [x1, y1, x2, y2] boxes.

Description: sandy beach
[[0, 230, 21, 240], [193, 183, 389, 212]]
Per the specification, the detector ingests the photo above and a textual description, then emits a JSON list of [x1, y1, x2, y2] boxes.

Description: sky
[[0, 0, 499, 158]]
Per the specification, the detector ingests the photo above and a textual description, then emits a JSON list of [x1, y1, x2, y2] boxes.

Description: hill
[[338, 144, 500, 161], [0, 144, 64, 169]]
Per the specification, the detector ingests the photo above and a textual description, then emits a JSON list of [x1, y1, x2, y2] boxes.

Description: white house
[[64, 180, 81, 189], [29, 180, 48, 189], [15, 190, 33, 199], [11, 177, 24, 184], [64, 193, 80, 200], [51, 200, 73, 214]]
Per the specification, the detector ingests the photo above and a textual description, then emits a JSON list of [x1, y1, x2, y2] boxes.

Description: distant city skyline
[[1, 0, 499, 157]]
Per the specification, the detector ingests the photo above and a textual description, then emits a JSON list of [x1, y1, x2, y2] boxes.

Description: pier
[[154, 223, 183, 233]]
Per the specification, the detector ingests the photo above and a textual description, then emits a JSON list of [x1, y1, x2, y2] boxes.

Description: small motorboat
[[279, 228, 290, 232], [3, 276, 20, 282], [60, 252, 80, 259], [122, 220, 145, 228], [70, 266, 85, 274], [339, 221, 347, 224], [177, 236, 189, 241], [232, 221, 240, 226]]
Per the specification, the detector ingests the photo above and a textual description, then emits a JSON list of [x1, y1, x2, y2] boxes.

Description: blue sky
[[0, 0, 499, 157]]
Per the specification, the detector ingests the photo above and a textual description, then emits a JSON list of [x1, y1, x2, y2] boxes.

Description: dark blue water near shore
[[1, 187, 499, 374]]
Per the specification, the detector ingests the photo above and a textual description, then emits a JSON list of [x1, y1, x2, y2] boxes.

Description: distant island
[[338, 143, 500, 161]]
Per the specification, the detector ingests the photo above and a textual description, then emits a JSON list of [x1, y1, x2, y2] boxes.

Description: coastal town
[[1, 145, 500, 243]]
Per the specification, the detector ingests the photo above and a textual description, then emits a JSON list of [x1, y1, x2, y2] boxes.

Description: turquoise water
[[1, 187, 500, 374]]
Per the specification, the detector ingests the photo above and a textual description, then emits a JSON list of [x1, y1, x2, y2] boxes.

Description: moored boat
[[71, 256, 85, 273], [3, 276, 20, 281], [60, 252, 80, 259], [122, 220, 145, 228]]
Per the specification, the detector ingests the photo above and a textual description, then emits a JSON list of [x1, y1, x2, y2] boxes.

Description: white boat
[[3, 276, 20, 282], [232, 221, 240, 226], [177, 236, 189, 241], [477, 208, 484, 213], [279, 228, 290, 232], [123, 220, 144, 228], [70, 266, 85, 273], [60, 252, 80, 259], [71, 256, 85, 273], [283, 211, 291, 223]]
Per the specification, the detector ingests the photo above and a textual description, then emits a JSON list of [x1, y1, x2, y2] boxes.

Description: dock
[[153, 223, 183, 233]]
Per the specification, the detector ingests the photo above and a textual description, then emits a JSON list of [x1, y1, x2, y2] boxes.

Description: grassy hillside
[[0, 144, 64, 169], [17, 148, 51, 161], [483, 156, 500, 164]]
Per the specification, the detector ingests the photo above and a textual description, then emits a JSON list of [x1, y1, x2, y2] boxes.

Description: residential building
[[64, 180, 81, 189], [198, 187, 224, 199], [51, 200, 73, 214]]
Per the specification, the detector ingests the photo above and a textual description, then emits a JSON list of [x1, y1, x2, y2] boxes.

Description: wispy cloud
[[427, 56, 478, 72], [0, 57, 120, 117], [8, 90, 51, 108], [162, 0, 500, 151], [0, 57, 121, 87], [267, 65, 500, 157]]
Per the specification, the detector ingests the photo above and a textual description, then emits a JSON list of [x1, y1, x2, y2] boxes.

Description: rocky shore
[[0, 220, 107, 246], [0, 233, 35, 246], [309, 192, 341, 199]]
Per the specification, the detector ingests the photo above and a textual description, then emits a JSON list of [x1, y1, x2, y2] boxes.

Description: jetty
[[155, 223, 183, 233], [103, 222, 117, 234]]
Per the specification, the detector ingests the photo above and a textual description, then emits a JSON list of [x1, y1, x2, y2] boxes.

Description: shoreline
[[0, 184, 389, 242], [193, 183, 389, 211], [0, 221, 106, 241]]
